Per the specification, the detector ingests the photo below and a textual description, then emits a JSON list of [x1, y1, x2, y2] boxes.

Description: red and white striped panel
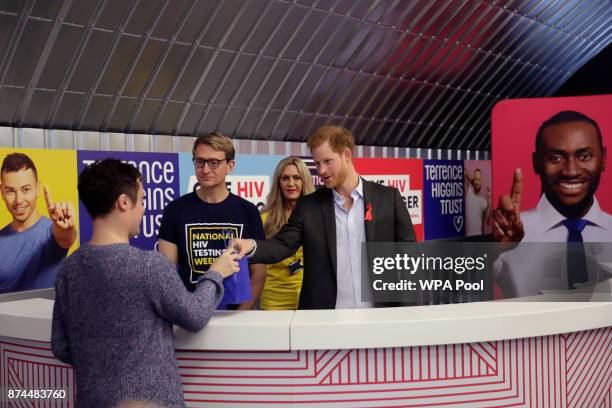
[[1, 328, 610, 407], [0, 338, 76, 407]]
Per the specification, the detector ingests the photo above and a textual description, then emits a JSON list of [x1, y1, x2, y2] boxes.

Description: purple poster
[[423, 160, 465, 240], [77, 151, 180, 250]]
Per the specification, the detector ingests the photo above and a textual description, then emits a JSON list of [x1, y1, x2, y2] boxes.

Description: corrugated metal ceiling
[[0, 0, 610, 150]]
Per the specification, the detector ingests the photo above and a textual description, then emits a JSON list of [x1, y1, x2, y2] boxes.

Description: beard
[[542, 171, 602, 219]]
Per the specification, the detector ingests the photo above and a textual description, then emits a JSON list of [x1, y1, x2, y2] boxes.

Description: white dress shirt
[[521, 194, 612, 242], [495, 194, 612, 297], [333, 177, 374, 309]]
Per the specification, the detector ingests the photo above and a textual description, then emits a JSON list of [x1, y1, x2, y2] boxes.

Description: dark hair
[[78, 159, 142, 219], [1, 152, 38, 180], [535, 110, 603, 153]]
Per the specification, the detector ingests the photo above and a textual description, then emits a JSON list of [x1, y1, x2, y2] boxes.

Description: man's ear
[[227, 159, 235, 174], [343, 147, 353, 161], [602, 147, 607, 172], [116, 193, 131, 211]]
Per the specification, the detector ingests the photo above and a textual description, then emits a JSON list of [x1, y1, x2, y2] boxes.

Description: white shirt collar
[[332, 176, 364, 206], [536, 194, 609, 231]]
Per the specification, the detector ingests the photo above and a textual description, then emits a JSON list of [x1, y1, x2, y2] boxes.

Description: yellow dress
[[260, 212, 304, 310]]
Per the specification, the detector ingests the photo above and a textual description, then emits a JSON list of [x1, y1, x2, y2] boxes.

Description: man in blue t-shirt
[[158, 133, 266, 309], [0, 153, 77, 293]]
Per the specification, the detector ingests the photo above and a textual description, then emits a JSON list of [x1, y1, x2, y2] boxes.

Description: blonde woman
[[260, 157, 315, 310]]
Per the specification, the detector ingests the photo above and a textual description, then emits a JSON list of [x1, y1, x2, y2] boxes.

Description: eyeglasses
[[192, 158, 227, 169]]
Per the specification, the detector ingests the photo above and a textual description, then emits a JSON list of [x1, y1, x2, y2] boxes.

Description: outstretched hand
[[492, 169, 524, 242], [231, 238, 256, 258]]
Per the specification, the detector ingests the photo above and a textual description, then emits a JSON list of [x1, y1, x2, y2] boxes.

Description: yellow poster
[[0, 148, 79, 293]]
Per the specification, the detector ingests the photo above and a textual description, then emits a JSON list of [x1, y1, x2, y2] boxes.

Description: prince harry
[[236, 125, 416, 309]]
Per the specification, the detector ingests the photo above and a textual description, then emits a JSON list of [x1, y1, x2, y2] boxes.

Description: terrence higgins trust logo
[[185, 223, 242, 283]]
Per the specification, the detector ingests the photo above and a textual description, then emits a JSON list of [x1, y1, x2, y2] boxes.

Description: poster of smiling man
[[0, 148, 79, 294], [491, 94, 612, 298]]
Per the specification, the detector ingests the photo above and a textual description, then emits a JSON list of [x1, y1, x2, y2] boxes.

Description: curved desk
[[1, 291, 611, 407]]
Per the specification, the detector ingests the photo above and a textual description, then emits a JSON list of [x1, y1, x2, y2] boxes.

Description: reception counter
[[1, 288, 611, 407]]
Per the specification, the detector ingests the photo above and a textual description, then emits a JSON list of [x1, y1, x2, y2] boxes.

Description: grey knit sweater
[[51, 243, 223, 407]]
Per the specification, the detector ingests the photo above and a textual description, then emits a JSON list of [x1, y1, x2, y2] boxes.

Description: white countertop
[[290, 301, 612, 349], [0, 298, 294, 350], [174, 310, 293, 350], [1, 292, 610, 350], [0, 298, 54, 342]]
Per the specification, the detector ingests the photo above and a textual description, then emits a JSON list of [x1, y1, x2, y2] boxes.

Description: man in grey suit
[[236, 125, 416, 309]]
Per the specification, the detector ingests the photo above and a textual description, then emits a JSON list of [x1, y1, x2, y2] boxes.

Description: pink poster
[[492, 94, 612, 214]]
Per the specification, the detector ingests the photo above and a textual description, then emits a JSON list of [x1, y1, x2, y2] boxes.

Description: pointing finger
[[44, 186, 55, 213], [510, 168, 522, 212]]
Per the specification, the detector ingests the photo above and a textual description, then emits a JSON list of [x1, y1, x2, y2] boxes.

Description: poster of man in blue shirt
[[0, 152, 77, 293]]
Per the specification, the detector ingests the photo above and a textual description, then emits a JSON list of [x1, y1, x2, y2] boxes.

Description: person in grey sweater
[[51, 159, 240, 407]]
